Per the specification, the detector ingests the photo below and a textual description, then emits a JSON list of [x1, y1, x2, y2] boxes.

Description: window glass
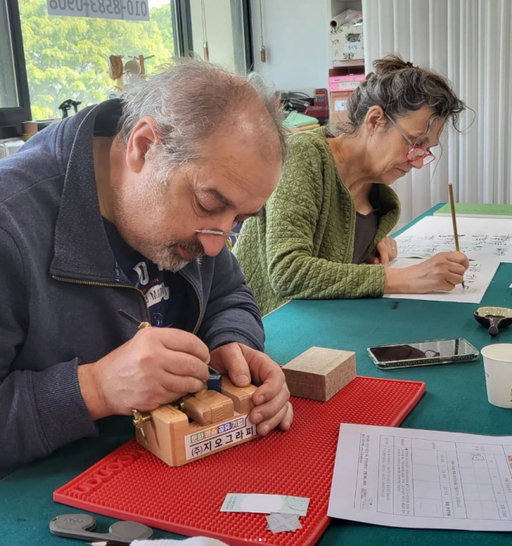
[[18, 0, 175, 120], [0, 0, 20, 108]]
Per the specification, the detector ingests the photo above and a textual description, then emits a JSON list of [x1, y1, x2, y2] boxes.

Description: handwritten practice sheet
[[328, 424, 512, 531], [396, 216, 512, 263], [384, 216, 512, 303], [385, 258, 499, 304]]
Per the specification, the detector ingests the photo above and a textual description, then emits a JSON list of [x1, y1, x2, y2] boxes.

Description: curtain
[[362, 0, 512, 225]]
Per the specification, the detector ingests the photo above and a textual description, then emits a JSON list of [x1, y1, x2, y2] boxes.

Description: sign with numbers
[[47, 0, 149, 21]]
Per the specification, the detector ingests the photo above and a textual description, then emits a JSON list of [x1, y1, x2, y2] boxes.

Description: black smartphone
[[367, 337, 479, 370]]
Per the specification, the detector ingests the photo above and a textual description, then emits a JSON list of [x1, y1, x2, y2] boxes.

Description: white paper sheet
[[384, 257, 500, 304], [382, 216, 512, 303], [396, 216, 512, 263], [398, 216, 512, 239], [328, 424, 512, 531]]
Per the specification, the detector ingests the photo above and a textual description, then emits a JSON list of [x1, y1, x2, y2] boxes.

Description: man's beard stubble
[[111, 164, 205, 272], [149, 238, 205, 272]]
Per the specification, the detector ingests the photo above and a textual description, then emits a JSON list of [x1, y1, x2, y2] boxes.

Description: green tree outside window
[[19, 0, 174, 120]]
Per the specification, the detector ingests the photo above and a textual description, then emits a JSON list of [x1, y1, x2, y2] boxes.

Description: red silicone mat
[[54, 376, 425, 546]]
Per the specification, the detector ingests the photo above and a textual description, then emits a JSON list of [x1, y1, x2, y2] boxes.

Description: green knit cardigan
[[234, 127, 401, 316]]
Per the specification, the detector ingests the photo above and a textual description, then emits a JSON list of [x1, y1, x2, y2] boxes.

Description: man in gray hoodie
[[0, 60, 292, 477]]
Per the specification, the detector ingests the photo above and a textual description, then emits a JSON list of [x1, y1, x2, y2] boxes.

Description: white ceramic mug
[[481, 344, 512, 408]]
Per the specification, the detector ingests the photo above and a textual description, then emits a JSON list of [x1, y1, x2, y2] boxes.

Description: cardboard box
[[330, 20, 364, 63], [329, 90, 352, 125], [328, 73, 365, 92]]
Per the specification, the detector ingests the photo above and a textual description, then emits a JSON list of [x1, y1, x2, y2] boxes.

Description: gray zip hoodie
[[0, 100, 264, 477]]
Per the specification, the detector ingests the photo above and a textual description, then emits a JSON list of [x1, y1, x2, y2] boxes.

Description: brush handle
[[448, 183, 460, 252]]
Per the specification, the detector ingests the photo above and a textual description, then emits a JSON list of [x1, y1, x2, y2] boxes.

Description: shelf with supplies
[[328, 1, 365, 125]]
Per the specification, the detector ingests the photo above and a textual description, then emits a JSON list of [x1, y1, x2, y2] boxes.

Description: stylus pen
[[117, 309, 222, 376], [448, 183, 466, 289]]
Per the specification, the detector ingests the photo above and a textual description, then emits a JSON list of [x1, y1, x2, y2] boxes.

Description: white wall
[[250, 0, 330, 90]]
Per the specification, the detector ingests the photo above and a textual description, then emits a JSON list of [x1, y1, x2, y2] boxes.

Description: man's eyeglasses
[[385, 113, 436, 166], [194, 229, 246, 239]]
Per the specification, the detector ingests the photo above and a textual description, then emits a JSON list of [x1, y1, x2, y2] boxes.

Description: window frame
[[241, 0, 254, 73], [1, 0, 253, 134], [0, 0, 31, 138], [173, 0, 253, 72], [172, 0, 193, 57]]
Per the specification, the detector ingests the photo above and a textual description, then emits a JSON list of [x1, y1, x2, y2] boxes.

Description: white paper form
[[328, 424, 512, 531]]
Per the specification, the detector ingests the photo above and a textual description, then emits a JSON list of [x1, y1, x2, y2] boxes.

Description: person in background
[[234, 55, 469, 316], [0, 60, 293, 477]]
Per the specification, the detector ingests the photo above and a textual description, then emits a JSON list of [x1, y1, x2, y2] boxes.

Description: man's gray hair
[[118, 59, 286, 164]]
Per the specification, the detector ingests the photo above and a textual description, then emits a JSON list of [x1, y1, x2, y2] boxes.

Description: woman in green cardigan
[[234, 56, 469, 316]]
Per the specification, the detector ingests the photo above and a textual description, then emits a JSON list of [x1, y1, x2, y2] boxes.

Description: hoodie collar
[[51, 100, 127, 282]]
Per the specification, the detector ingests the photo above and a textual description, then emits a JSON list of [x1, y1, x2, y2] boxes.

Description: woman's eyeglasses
[[385, 113, 436, 166]]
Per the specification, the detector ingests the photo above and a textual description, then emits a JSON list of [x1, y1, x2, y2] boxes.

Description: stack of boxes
[[328, 73, 365, 125], [328, 9, 365, 126]]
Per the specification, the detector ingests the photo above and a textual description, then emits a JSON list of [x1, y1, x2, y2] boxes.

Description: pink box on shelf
[[328, 73, 366, 92]]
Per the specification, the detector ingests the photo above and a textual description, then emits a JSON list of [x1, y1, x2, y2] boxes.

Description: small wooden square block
[[282, 346, 356, 402], [182, 389, 234, 426]]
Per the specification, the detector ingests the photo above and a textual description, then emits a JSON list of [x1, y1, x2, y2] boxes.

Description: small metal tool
[[132, 408, 151, 445], [49, 513, 153, 544], [118, 309, 150, 330], [117, 309, 222, 375]]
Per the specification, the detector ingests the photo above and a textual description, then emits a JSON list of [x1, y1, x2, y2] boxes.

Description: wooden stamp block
[[135, 378, 258, 467], [282, 346, 356, 402], [181, 394, 213, 425], [221, 377, 257, 414], [182, 390, 234, 425], [194, 390, 234, 423]]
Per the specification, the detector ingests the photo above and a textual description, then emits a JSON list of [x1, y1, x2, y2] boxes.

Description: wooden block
[[282, 346, 356, 402], [135, 404, 189, 467], [241, 383, 258, 397], [135, 381, 260, 467], [221, 377, 256, 413], [195, 390, 234, 423], [182, 393, 212, 425]]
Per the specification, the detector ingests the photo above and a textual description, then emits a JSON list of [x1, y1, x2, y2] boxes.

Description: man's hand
[[78, 328, 211, 419], [209, 342, 293, 436], [370, 236, 398, 266]]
